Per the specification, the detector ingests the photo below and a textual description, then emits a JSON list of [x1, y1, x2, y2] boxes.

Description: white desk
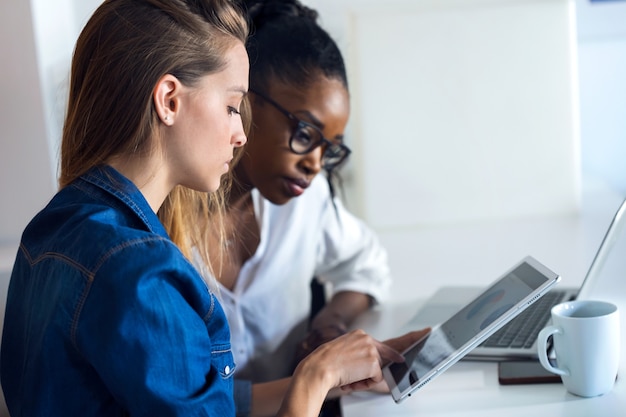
[[341, 187, 626, 417], [341, 294, 626, 416]]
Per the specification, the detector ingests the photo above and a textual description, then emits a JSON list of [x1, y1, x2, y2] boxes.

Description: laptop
[[401, 197, 626, 361]]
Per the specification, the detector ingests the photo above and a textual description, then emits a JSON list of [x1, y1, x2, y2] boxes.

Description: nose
[[232, 120, 247, 148], [299, 145, 323, 175]]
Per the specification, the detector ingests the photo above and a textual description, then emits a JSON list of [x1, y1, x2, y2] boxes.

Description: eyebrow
[[293, 110, 345, 142], [293, 110, 322, 127], [229, 86, 248, 97]]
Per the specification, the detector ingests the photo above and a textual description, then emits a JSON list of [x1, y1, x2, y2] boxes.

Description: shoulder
[[21, 185, 179, 283]]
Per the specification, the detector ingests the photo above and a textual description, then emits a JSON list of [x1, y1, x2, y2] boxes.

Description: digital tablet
[[382, 256, 560, 403]]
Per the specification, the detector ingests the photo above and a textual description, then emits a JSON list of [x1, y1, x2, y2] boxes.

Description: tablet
[[382, 256, 560, 403]]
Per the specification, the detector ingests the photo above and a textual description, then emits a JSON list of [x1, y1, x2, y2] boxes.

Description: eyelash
[[228, 106, 241, 116]]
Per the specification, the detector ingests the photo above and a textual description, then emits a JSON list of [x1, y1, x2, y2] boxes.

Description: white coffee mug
[[537, 300, 620, 397]]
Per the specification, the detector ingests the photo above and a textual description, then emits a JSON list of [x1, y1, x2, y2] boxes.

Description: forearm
[[311, 290, 373, 331], [249, 378, 292, 417], [276, 359, 331, 417]]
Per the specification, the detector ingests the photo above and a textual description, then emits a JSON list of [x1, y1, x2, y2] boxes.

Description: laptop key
[[481, 290, 566, 349]]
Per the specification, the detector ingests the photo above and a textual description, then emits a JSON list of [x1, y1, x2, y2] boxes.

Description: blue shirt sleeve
[[234, 379, 252, 417], [77, 242, 236, 416]]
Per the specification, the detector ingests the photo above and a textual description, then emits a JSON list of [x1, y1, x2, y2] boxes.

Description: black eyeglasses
[[250, 89, 351, 171]]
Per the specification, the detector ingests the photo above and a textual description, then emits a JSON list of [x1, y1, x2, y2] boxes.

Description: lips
[[283, 177, 311, 197], [290, 177, 311, 190], [224, 157, 234, 171]]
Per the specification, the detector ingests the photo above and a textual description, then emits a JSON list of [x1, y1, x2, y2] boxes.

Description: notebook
[[401, 197, 626, 361]]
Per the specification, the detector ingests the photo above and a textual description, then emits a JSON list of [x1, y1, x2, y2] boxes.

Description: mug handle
[[537, 326, 569, 376]]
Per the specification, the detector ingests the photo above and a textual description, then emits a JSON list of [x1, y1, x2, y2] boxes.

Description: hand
[[296, 329, 404, 394], [280, 330, 400, 417], [380, 328, 431, 365], [281, 330, 406, 417], [294, 291, 372, 367], [364, 328, 432, 393], [294, 324, 348, 366]]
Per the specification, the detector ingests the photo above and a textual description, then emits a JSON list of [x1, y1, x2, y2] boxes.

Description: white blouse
[[200, 175, 391, 383]]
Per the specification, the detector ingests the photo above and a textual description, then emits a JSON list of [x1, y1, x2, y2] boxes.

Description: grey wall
[[0, 0, 56, 250]]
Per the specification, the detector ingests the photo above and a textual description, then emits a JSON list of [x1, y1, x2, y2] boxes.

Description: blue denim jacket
[[1, 166, 236, 416]]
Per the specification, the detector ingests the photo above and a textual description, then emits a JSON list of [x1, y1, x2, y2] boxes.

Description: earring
[[164, 115, 169, 122]]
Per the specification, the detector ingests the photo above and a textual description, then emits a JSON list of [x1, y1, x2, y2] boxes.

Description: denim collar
[[80, 165, 169, 239]]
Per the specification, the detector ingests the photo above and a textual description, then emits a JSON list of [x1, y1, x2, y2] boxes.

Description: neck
[[108, 156, 169, 213], [228, 166, 254, 208], [227, 186, 254, 218]]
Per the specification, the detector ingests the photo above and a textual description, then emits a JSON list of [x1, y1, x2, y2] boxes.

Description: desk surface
[[341, 290, 626, 416], [341, 188, 626, 417], [342, 361, 625, 416]]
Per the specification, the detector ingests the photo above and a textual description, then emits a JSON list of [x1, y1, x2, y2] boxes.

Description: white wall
[[355, 0, 580, 228], [30, 0, 77, 175], [311, 0, 626, 199], [576, 0, 626, 195], [309, 0, 581, 230]]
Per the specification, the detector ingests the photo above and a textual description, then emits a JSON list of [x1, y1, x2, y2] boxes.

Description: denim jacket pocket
[[212, 345, 236, 379]]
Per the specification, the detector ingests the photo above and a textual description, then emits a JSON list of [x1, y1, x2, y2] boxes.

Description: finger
[[382, 327, 432, 353], [397, 327, 431, 343], [341, 378, 377, 392], [374, 339, 404, 364], [415, 327, 431, 337], [369, 378, 391, 393], [404, 327, 432, 345]]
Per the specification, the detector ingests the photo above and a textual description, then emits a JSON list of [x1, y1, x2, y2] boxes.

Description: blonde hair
[[159, 96, 251, 278], [60, 0, 249, 275]]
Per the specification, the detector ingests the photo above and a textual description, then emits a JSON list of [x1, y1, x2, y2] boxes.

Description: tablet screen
[[383, 258, 560, 402]]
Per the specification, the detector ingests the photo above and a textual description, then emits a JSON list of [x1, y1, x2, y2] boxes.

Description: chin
[[265, 192, 292, 206], [210, 181, 223, 193], [199, 179, 221, 194]]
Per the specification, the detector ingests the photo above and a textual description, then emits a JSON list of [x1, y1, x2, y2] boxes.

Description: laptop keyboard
[[481, 290, 568, 349]]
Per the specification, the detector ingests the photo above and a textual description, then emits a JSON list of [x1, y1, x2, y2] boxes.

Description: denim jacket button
[[224, 365, 231, 375]]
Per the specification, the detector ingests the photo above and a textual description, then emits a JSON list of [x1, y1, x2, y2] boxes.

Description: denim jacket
[[1, 166, 236, 416]]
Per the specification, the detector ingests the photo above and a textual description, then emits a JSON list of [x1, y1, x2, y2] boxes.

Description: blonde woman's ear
[[153, 74, 180, 125]]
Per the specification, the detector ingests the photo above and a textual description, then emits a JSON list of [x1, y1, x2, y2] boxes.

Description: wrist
[[310, 313, 349, 333], [296, 353, 336, 394], [279, 358, 333, 417], [310, 323, 347, 335]]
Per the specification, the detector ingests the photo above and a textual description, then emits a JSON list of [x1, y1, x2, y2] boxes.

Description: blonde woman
[[0, 1, 404, 416]]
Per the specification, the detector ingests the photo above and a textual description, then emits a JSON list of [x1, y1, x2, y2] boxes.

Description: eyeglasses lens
[[322, 145, 348, 169], [290, 123, 320, 154], [289, 124, 348, 169]]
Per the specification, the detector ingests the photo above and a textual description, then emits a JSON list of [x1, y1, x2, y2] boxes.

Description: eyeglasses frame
[[249, 88, 351, 170]]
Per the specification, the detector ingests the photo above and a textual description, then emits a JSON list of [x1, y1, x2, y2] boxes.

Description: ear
[[153, 74, 181, 126]]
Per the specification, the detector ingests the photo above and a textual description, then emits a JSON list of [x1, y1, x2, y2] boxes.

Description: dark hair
[[240, 0, 348, 93], [240, 0, 349, 199]]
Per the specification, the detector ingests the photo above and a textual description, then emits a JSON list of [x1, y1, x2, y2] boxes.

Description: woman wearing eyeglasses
[[182, 1, 429, 416]]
